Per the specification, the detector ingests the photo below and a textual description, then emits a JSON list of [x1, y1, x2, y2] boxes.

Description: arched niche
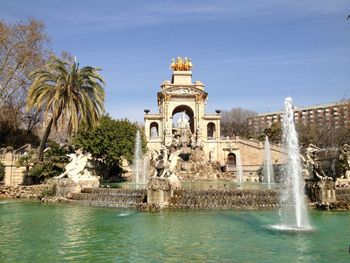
[[207, 122, 216, 138], [227, 153, 236, 168], [150, 122, 159, 138], [172, 105, 194, 133]]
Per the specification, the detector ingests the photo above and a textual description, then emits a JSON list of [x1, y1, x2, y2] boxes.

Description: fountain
[[133, 130, 147, 186], [272, 97, 312, 231], [263, 136, 274, 189], [236, 151, 243, 186]]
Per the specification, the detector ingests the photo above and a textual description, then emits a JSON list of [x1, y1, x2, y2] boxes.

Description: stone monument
[[144, 57, 286, 181], [302, 144, 336, 203], [54, 149, 100, 196], [146, 149, 182, 208]]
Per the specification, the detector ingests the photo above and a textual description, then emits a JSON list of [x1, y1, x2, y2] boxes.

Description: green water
[[0, 200, 349, 262]]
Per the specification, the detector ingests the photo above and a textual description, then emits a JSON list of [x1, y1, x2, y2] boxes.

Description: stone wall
[[0, 152, 29, 186], [169, 189, 279, 209], [336, 188, 350, 202], [0, 184, 54, 199]]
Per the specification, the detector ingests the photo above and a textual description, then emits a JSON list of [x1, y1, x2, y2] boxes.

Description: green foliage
[[29, 144, 70, 182], [0, 161, 4, 181], [26, 55, 106, 160], [73, 115, 145, 177], [17, 150, 36, 167], [258, 122, 282, 144]]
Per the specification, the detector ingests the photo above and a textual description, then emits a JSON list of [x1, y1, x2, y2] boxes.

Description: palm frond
[[26, 55, 106, 137]]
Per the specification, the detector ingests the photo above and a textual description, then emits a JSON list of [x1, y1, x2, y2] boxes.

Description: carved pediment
[[159, 86, 207, 97], [168, 87, 197, 95]]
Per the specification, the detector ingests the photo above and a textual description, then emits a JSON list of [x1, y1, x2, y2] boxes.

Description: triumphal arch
[[144, 58, 284, 180]]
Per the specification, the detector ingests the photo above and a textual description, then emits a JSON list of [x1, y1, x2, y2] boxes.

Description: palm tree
[[27, 56, 105, 161]]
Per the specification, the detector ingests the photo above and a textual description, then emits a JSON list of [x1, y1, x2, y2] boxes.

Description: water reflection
[[58, 205, 92, 260], [0, 202, 349, 262], [295, 234, 312, 262]]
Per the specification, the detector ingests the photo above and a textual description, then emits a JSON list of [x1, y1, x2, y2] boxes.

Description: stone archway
[[207, 122, 216, 138], [172, 105, 195, 133], [227, 153, 236, 171]]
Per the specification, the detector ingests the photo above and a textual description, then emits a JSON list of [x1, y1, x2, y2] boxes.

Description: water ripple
[[0, 202, 349, 262]]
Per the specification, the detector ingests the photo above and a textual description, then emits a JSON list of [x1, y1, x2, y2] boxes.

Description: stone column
[[4, 152, 13, 186]]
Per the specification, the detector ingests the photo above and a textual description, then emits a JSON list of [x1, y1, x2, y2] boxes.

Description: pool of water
[[0, 200, 349, 262]]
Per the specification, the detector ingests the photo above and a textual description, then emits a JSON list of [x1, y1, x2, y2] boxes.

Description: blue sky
[[1, 0, 350, 121]]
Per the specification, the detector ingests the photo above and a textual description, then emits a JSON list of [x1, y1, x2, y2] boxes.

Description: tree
[[259, 122, 282, 144], [73, 116, 146, 178], [0, 161, 4, 182], [221, 107, 257, 138], [26, 56, 105, 160], [24, 143, 70, 184], [0, 18, 51, 146], [0, 18, 50, 104], [297, 122, 350, 148]]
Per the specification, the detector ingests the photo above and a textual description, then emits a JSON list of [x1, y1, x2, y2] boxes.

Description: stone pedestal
[[52, 177, 100, 198], [305, 179, 336, 202], [147, 177, 172, 208]]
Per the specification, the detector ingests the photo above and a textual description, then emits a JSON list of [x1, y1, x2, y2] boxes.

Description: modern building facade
[[249, 101, 350, 134]]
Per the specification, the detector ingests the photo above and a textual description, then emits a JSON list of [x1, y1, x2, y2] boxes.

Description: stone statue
[[170, 58, 175, 70], [151, 146, 167, 178], [53, 149, 100, 195], [150, 148, 181, 189], [177, 57, 183, 70], [151, 127, 158, 137], [177, 111, 190, 129], [300, 145, 317, 178], [336, 144, 350, 179], [190, 133, 197, 147], [187, 58, 193, 70], [57, 149, 99, 185], [167, 149, 182, 175], [300, 144, 332, 180], [172, 131, 180, 147]]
